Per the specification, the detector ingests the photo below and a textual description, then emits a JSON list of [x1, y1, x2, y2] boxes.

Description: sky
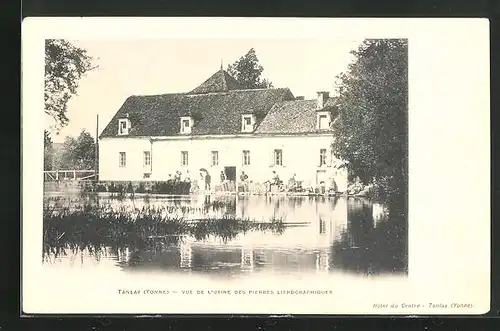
[[46, 38, 363, 143]]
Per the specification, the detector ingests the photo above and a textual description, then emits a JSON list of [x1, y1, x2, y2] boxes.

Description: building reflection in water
[[45, 195, 406, 277], [179, 239, 193, 270]]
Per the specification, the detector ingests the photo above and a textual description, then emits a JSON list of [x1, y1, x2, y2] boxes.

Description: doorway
[[224, 166, 237, 192], [224, 166, 236, 182]]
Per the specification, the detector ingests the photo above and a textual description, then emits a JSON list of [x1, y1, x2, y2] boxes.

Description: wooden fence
[[44, 170, 97, 181]]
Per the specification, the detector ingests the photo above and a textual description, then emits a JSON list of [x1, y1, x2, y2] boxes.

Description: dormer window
[[118, 118, 130, 135], [180, 116, 193, 134], [241, 114, 255, 133], [316, 111, 331, 130]]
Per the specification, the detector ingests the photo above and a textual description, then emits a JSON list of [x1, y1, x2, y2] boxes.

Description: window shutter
[[269, 149, 274, 167]]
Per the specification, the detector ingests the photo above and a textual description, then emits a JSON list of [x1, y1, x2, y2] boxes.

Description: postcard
[[21, 17, 490, 315]]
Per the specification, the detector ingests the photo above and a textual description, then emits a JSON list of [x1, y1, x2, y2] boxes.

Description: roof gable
[[189, 69, 242, 94]]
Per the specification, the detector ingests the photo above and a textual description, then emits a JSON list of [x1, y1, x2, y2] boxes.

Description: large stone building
[[99, 68, 347, 192]]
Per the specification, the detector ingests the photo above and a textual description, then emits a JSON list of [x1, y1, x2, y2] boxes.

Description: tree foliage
[[227, 48, 273, 89], [45, 39, 96, 130], [331, 39, 408, 204], [44, 130, 54, 170], [58, 130, 96, 170]]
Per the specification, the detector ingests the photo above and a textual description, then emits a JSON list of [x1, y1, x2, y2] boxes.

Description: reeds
[[43, 202, 287, 259]]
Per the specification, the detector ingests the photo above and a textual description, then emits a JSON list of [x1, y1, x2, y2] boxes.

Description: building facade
[[99, 68, 348, 192]]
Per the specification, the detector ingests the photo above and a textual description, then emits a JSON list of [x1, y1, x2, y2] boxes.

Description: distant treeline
[[44, 129, 96, 170]]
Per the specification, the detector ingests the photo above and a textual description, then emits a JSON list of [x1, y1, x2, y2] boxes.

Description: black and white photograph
[[22, 18, 490, 315]]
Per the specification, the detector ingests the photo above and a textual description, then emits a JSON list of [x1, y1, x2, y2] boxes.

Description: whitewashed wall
[[99, 134, 348, 191], [98, 137, 152, 181]]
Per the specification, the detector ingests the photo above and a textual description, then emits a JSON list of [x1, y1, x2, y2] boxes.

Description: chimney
[[316, 91, 329, 109], [295, 96, 304, 100]]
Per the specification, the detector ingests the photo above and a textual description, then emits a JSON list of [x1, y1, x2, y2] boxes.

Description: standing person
[[265, 170, 275, 192], [240, 171, 248, 182], [205, 171, 211, 191], [190, 173, 199, 194], [173, 171, 181, 194], [199, 172, 204, 190], [183, 170, 191, 194], [288, 173, 297, 192], [271, 171, 281, 192], [240, 171, 249, 192], [272, 171, 280, 185], [220, 170, 226, 191], [174, 171, 181, 181]]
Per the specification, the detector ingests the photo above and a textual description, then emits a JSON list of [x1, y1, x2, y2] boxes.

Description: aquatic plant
[[43, 202, 288, 259]]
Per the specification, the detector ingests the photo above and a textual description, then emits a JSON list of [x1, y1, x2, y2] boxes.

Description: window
[[242, 115, 255, 132], [119, 152, 126, 167], [118, 119, 129, 135], [242, 150, 251, 165], [211, 151, 218, 166], [181, 151, 188, 166], [143, 173, 151, 179], [180, 117, 192, 134], [318, 114, 329, 130], [274, 149, 283, 166], [319, 149, 327, 166], [143, 151, 151, 166], [319, 219, 326, 234]]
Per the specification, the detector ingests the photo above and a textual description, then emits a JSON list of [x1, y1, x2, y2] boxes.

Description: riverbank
[[45, 179, 347, 194], [44, 181, 371, 199]]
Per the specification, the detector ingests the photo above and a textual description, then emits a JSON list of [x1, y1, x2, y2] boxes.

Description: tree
[[227, 48, 273, 89], [331, 39, 408, 205], [45, 39, 96, 131], [59, 130, 96, 170], [44, 130, 54, 170]]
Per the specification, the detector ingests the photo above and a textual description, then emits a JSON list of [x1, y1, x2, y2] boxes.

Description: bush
[[151, 181, 191, 194], [126, 182, 134, 193], [136, 182, 146, 193], [82, 182, 94, 193], [96, 184, 107, 192], [108, 183, 125, 193]]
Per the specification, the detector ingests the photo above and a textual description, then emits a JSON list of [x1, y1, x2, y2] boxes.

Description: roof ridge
[[129, 92, 187, 98]]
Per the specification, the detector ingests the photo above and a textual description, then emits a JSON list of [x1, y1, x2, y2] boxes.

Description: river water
[[42, 194, 407, 278]]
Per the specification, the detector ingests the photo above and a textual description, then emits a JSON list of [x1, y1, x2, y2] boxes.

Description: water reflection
[[43, 194, 407, 277]]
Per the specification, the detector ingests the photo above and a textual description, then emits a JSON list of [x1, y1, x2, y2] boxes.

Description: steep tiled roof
[[189, 69, 242, 94], [100, 88, 295, 138], [255, 99, 336, 134]]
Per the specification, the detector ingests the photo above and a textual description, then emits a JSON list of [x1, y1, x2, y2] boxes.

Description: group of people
[[164, 170, 212, 192], [219, 170, 250, 192], [164, 169, 314, 194]]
